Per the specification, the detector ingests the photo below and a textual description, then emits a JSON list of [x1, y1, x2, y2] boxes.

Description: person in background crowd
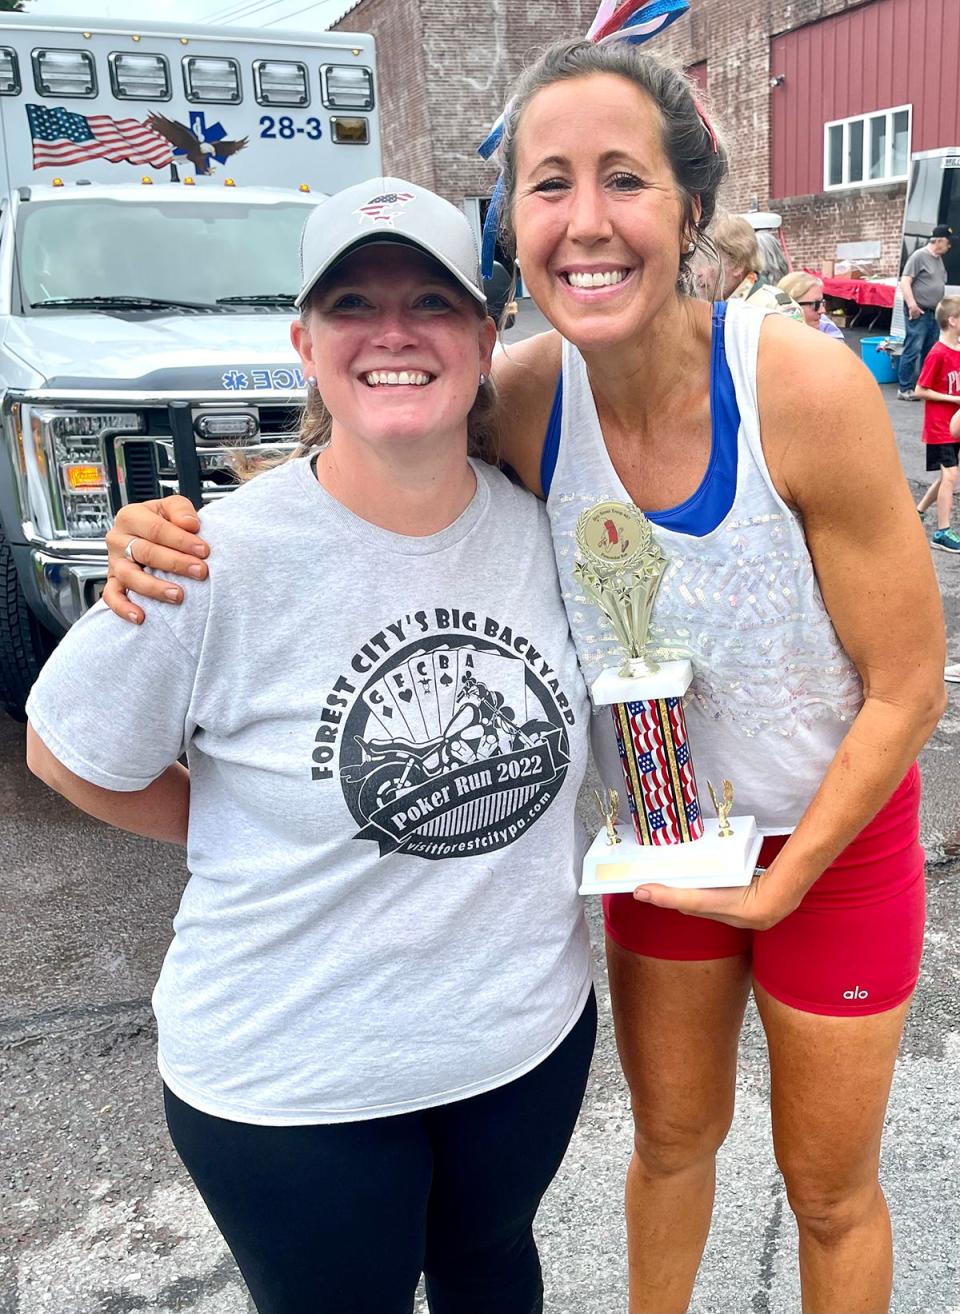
[[898, 224, 952, 400], [914, 295, 960, 554], [25, 179, 596, 1314], [711, 214, 800, 318], [778, 271, 846, 341], [102, 39, 946, 1314]]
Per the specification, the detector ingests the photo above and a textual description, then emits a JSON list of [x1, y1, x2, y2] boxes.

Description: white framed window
[[253, 59, 309, 107], [320, 64, 374, 111], [182, 55, 241, 104], [109, 51, 171, 101], [32, 47, 97, 99], [0, 47, 20, 96], [824, 105, 911, 190]]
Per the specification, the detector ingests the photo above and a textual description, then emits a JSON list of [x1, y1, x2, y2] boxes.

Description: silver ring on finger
[[123, 537, 142, 564]]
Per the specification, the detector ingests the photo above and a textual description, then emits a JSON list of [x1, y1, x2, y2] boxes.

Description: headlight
[[29, 409, 144, 539]]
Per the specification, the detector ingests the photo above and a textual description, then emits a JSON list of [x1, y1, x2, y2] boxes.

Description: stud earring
[[306, 375, 317, 388], [479, 373, 488, 386], [685, 241, 696, 254]]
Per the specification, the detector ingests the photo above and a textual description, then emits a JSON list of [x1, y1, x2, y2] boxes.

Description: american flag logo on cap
[[355, 191, 415, 226]]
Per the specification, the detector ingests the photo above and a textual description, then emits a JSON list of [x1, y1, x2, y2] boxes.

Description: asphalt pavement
[[2, 312, 959, 1313]]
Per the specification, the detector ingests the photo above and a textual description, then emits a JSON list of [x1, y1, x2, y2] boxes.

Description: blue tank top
[[539, 302, 739, 537]]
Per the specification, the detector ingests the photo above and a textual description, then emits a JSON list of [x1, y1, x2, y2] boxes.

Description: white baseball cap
[[296, 177, 486, 309]]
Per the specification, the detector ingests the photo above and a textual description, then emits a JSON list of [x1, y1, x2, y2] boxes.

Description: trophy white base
[[579, 816, 762, 894], [591, 659, 693, 705]]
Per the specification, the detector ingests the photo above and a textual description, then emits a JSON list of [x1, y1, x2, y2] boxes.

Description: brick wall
[[335, 0, 595, 204], [777, 181, 906, 271]]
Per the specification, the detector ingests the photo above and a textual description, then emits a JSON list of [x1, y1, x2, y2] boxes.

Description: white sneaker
[[945, 663, 960, 683]]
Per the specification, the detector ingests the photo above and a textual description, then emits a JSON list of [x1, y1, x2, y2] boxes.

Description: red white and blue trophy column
[[575, 501, 761, 894]]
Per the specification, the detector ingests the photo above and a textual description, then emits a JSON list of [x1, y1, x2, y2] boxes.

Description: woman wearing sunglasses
[[778, 271, 846, 341]]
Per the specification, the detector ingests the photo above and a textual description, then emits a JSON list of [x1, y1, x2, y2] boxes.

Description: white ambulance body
[[0, 15, 382, 717]]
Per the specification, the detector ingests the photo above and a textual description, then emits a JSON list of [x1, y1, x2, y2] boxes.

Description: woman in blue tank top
[[102, 36, 944, 1314]]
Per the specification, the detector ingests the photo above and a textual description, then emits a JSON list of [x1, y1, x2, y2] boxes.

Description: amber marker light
[[299, 183, 310, 192], [331, 117, 368, 144], [183, 176, 196, 185], [63, 464, 107, 491], [224, 178, 236, 186]]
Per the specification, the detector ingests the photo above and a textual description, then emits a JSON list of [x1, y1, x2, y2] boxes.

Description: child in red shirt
[[916, 295, 960, 552]]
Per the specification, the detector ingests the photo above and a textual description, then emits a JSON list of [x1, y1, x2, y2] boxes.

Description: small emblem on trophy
[[575, 499, 761, 894], [594, 787, 621, 846]]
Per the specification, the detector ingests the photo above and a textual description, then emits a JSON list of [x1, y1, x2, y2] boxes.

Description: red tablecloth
[[817, 275, 896, 308]]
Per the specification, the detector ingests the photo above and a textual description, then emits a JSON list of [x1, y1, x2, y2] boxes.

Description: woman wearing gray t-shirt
[[25, 181, 595, 1314]]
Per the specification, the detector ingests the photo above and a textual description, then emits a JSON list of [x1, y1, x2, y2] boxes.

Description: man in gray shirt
[[898, 224, 952, 398]]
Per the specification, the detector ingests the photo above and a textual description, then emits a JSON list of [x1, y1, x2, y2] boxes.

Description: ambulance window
[[33, 48, 97, 99], [0, 47, 20, 96], [109, 52, 171, 101], [253, 59, 308, 107], [183, 56, 241, 104], [320, 64, 375, 111]]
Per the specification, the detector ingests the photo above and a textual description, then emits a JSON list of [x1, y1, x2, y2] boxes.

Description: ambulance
[[0, 14, 381, 716]]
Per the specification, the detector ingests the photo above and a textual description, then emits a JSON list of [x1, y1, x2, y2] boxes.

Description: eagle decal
[[146, 113, 248, 176]]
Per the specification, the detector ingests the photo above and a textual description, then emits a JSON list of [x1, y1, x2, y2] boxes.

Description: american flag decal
[[611, 694, 704, 847], [355, 191, 415, 225], [26, 103, 173, 170]]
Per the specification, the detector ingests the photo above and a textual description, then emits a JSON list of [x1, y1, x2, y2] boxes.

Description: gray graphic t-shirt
[[27, 458, 592, 1125]]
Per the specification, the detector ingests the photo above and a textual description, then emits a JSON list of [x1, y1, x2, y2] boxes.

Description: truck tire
[[0, 527, 56, 721]]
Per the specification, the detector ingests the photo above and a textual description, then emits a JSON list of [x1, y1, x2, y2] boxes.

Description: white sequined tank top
[[546, 297, 863, 834]]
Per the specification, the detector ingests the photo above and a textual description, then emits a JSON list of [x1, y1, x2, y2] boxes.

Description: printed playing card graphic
[[407, 650, 442, 738], [331, 627, 573, 862], [433, 648, 459, 731], [361, 677, 406, 736], [383, 663, 429, 741]]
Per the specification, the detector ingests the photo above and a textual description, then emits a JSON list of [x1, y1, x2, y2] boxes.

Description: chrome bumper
[[29, 549, 108, 630]]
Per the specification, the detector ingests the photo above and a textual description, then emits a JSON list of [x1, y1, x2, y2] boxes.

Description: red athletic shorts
[[603, 764, 925, 1017]]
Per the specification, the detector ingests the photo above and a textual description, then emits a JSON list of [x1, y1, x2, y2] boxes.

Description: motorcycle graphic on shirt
[[335, 631, 571, 860]]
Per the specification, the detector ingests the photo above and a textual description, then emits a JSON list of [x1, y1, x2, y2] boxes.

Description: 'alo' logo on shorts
[[843, 985, 869, 1000]]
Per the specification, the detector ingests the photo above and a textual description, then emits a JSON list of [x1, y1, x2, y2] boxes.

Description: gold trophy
[[576, 501, 760, 894]]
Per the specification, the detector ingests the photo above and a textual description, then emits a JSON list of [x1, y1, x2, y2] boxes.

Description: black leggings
[[164, 991, 596, 1314]]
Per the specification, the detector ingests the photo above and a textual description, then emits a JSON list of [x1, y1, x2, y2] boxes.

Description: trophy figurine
[[707, 779, 735, 839], [595, 787, 622, 846], [576, 501, 761, 894]]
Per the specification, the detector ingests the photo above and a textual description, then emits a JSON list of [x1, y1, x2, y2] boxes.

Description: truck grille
[[113, 401, 302, 508]]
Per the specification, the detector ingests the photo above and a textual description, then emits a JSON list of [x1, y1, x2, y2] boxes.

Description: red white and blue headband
[[478, 0, 716, 279]]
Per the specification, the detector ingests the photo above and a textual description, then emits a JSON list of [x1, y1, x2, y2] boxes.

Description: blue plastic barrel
[[860, 336, 898, 384]]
